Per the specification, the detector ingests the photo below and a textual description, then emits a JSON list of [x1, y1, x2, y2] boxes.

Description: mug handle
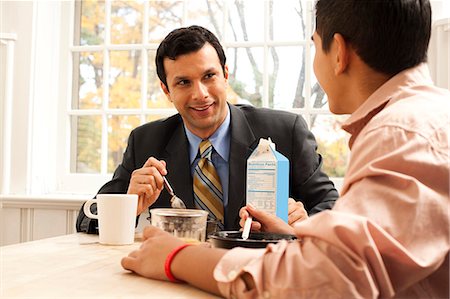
[[83, 199, 98, 219]]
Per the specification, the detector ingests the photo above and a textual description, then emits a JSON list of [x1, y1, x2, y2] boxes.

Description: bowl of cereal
[[209, 230, 296, 249]]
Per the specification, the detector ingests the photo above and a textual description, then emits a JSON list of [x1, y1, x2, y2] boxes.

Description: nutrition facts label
[[247, 162, 278, 215]]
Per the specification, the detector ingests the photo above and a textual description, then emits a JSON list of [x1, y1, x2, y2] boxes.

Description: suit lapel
[[226, 105, 259, 228], [163, 122, 195, 209]]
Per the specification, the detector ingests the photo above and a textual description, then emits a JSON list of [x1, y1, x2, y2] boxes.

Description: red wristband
[[164, 243, 193, 283]]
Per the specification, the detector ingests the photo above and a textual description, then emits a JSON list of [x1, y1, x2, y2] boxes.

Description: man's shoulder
[[374, 89, 449, 130], [131, 113, 182, 136], [229, 104, 308, 140], [232, 104, 299, 120], [368, 91, 449, 154]]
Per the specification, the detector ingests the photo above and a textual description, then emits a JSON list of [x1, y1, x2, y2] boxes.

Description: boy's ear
[[333, 33, 350, 75]]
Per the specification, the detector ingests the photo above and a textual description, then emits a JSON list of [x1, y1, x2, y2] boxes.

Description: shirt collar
[[185, 104, 231, 164], [342, 63, 432, 147]]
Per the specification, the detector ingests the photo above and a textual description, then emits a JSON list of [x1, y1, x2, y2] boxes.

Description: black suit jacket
[[77, 104, 338, 233]]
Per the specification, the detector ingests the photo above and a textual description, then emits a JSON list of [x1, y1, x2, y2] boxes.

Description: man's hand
[[239, 204, 295, 235], [239, 198, 308, 234], [121, 226, 185, 281], [287, 198, 308, 225], [127, 157, 167, 215]]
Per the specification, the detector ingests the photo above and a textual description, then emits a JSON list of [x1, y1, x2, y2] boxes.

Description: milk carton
[[246, 138, 289, 222]]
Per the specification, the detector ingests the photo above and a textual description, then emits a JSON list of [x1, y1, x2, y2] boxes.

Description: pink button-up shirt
[[214, 64, 450, 298]]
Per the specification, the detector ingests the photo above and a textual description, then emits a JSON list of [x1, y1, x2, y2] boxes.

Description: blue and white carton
[[246, 138, 289, 222]]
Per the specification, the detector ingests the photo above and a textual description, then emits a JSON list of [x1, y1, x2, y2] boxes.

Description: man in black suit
[[76, 25, 338, 233]]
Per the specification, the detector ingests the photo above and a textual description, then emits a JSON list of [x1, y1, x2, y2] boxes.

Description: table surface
[[0, 233, 221, 298]]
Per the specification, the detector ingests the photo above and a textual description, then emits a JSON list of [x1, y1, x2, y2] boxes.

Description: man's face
[[312, 31, 346, 114], [161, 43, 229, 139]]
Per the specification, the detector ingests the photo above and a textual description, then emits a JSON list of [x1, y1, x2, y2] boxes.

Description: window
[[3, 0, 449, 196], [67, 0, 348, 191]]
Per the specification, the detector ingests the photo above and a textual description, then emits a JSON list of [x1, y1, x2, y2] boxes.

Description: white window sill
[[0, 194, 91, 210]]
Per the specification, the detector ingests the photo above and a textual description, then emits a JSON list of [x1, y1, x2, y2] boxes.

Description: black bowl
[[209, 230, 297, 249]]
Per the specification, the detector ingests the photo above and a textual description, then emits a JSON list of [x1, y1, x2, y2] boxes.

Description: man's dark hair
[[156, 25, 227, 89], [315, 0, 432, 76]]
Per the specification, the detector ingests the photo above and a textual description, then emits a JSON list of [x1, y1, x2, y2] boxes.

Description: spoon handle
[[162, 176, 174, 196], [242, 216, 252, 240]]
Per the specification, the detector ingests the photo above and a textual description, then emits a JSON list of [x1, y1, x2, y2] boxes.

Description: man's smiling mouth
[[192, 103, 213, 111]]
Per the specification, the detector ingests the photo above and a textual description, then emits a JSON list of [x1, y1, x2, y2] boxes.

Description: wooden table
[[0, 233, 220, 298]]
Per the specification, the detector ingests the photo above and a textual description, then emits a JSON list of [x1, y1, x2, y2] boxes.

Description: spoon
[[242, 216, 252, 240], [163, 176, 187, 209]]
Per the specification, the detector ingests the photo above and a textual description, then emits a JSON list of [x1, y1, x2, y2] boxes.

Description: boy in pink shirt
[[121, 1, 449, 298]]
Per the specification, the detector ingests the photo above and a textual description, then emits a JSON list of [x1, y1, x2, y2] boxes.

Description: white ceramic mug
[[83, 194, 138, 245]]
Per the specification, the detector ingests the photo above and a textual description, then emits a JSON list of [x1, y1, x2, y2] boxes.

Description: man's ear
[[224, 65, 229, 80], [333, 33, 349, 75], [160, 81, 172, 101]]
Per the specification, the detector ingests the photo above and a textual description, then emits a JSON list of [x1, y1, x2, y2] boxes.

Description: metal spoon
[[163, 176, 187, 209]]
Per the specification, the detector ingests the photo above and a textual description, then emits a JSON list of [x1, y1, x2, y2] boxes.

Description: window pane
[[147, 50, 172, 108], [109, 50, 142, 109], [270, 46, 305, 109], [310, 114, 350, 178], [227, 47, 264, 107], [148, 1, 183, 43], [225, 1, 265, 42], [271, 0, 306, 41], [107, 115, 140, 172], [73, 51, 103, 109], [71, 115, 102, 173], [111, 1, 144, 44], [186, 0, 225, 39], [75, 0, 105, 45]]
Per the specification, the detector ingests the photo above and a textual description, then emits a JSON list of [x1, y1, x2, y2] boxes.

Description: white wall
[[1, 1, 34, 194], [429, 19, 450, 90], [0, 195, 82, 245], [0, 1, 87, 246], [0, 195, 150, 246]]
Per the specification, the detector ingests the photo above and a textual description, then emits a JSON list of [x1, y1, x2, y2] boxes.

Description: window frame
[[61, 0, 344, 194]]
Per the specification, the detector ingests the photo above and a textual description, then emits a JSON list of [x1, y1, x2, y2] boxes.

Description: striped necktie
[[193, 140, 224, 229]]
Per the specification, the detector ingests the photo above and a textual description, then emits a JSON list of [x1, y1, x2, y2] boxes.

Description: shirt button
[[228, 270, 238, 280], [263, 291, 270, 298]]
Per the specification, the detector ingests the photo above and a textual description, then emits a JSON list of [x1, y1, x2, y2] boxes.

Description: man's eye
[[205, 73, 215, 79], [178, 80, 189, 86]]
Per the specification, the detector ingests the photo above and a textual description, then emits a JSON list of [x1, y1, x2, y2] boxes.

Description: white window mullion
[[222, 0, 228, 42], [101, 0, 112, 175], [262, 0, 270, 108], [304, 0, 313, 121], [141, 1, 149, 125], [64, 0, 76, 182], [140, 49, 148, 125]]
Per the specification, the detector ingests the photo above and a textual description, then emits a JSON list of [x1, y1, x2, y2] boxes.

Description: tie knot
[[199, 140, 213, 159]]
